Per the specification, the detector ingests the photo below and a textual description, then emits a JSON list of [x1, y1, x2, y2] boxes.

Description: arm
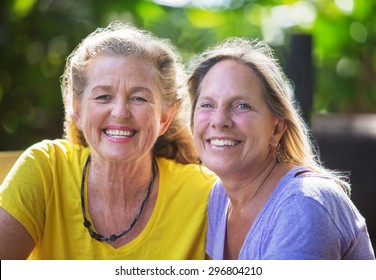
[[0, 208, 35, 259]]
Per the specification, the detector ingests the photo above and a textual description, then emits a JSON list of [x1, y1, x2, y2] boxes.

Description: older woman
[[0, 21, 215, 259], [188, 38, 375, 260]]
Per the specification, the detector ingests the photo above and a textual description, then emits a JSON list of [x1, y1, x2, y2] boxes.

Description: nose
[[210, 107, 233, 129], [111, 98, 131, 120]]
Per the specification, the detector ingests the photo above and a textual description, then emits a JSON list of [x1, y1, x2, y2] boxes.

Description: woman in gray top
[[188, 37, 375, 260]]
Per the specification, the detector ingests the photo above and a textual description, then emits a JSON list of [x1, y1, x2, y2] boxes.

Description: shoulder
[[270, 168, 366, 239], [157, 157, 217, 186], [18, 139, 89, 170], [3, 139, 89, 186], [25, 139, 88, 161], [274, 167, 349, 205], [281, 170, 353, 212]]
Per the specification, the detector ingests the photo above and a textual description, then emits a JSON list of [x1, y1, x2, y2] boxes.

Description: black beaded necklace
[[80, 155, 157, 242]]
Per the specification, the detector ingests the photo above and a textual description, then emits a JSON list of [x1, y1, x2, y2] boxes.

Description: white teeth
[[105, 129, 135, 138], [210, 139, 239, 146]]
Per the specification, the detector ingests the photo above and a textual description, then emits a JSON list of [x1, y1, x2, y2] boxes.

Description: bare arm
[[0, 208, 35, 259]]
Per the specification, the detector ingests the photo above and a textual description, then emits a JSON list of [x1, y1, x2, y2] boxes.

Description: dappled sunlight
[[335, 0, 354, 14], [350, 21, 368, 43], [271, 2, 316, 28], [336, 57, 356, 78], [186, 9, 226, 28], [11, 0, 36, 19], [154, 0, 244, 9], [1, 0, 375, 151], [153, 0, 189, 8]]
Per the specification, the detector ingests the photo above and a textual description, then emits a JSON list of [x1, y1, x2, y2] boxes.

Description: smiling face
[[193, 59, 284, 177], [73, 55, 174, 162]]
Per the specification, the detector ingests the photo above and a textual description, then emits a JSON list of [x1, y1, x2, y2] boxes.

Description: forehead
[[86, 55, 158, 85], [205, 59, 259, 81], [199, 59, 264, 99]]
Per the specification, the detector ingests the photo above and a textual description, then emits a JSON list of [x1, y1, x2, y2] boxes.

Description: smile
[[104, 129, 137, 138], [209, 139, 241, 147]]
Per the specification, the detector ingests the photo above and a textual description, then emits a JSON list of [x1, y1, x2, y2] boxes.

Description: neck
[[88, 153, 155, 202], [222, 158, 278, 209]]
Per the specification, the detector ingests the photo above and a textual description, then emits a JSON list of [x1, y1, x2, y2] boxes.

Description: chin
[[99, 149, 131, 161], [204, 160, 231, 174]]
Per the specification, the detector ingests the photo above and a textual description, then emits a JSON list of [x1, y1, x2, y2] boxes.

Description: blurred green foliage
[[0, 0, 375, 150]]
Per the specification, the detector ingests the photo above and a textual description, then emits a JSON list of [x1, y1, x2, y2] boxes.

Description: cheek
[[83, 105, 104, 126], [193, 110, 210, 131], [193, 112, 210, 150], [137, 106, 161, 136]]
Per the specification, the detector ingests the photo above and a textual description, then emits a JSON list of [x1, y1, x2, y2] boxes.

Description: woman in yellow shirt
[[0, 21, 216, 260]]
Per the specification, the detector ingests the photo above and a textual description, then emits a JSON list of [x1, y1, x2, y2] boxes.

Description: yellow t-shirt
[[0, 139, 216, 259]]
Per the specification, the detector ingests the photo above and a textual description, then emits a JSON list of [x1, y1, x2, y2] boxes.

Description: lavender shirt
[[206, 166, 375, 259]]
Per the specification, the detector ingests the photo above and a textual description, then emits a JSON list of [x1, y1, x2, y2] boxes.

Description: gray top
[[207, 166, 375, 259]]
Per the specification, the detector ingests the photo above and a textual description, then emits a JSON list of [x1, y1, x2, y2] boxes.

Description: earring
[[197, 157, 202, 164], [276, 144, 282, 163]]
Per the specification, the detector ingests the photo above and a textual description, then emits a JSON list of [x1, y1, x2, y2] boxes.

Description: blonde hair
[[61, 21, 197, 164], [188, 37, 351, 194]]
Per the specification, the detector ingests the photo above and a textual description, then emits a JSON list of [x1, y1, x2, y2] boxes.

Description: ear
[[73, 99, 83, 130], [159, 105, 177, 136], [270, 117, 287, 147]]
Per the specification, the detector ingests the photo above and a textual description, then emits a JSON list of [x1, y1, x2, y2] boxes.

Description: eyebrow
[[130, 86, 153, 95], [92, 85, 112, 92]]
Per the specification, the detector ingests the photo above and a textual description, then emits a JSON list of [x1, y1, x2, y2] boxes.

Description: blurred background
[[0, 0, 375, 252]]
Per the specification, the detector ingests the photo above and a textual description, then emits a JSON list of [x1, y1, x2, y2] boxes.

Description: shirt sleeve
[[261, 195, 346, 260], [0, 144, 53, 243]]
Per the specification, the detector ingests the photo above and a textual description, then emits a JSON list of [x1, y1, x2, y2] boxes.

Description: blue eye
[[95, 95, 112, 101], [200, 103, 214, 108], [236, 103, 251, 110], [129, 96, 148, 104]]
